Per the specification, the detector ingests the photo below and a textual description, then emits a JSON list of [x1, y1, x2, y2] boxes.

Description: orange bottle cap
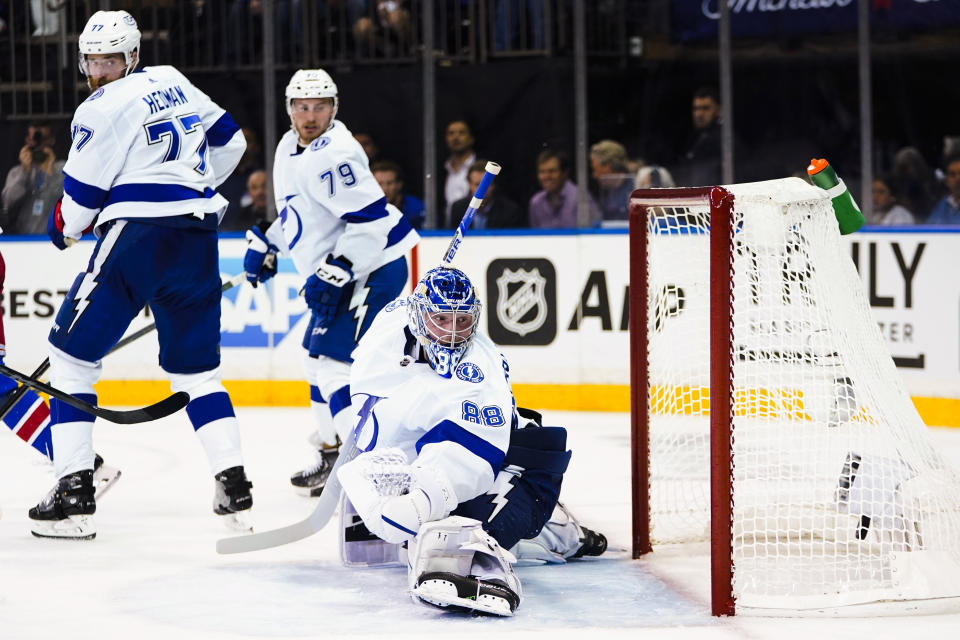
[[807, 158, 829, 175]]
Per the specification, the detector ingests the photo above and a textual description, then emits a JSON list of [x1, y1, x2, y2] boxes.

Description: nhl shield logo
[[496, 268, 548, 337], [486, 258, 556, 346]]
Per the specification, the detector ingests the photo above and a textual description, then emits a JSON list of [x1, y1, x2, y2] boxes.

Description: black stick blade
[[96, 391, 191, 424]]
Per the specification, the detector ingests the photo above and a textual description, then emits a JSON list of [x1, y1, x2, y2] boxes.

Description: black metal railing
[[0, 0, 654, 118]]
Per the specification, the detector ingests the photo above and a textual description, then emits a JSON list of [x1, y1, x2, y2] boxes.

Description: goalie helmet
[[78, 10, 141, 79], [408, 267, 482, 378], [285, 68, 339, 123]]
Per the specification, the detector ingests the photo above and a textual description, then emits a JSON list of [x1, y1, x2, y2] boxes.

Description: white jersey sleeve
[[60, 65, 244, 237], [349, 300, 514, 504], [273, 121, 418, 279]]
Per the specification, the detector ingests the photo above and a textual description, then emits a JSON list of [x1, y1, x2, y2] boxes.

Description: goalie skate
[[92, 453, 121, 499], [29, 470, 96, 540], [412, 572, 520, 617]]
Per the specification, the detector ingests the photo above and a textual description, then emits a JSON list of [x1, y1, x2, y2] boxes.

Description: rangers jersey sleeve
[[273, 120, 418, 279], [349, 300, 514, 504], [59, 65, 244, 237]]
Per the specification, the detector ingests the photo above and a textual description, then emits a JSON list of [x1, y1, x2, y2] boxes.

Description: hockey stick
[[216, 164, 503, 554], [0, 273, 246, 423], [0, 362, 189, 424], [216, 437, 361, 554], [440, 162, 501, 265]]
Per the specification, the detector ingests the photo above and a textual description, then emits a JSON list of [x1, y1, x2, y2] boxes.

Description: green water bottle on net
[[807, 158, 865, 235]]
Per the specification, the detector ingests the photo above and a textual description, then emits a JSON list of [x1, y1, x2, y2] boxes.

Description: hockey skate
[[214, 466, 253, 533], [92, 453, 121, 499], [290, 438, 340, 497], [29, 470, 97, 540]]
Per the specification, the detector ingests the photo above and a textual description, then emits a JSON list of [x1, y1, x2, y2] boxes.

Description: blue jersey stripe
[[51, 393, 98, 424], [205, 111, 241, 147], [328, 384, 351, 417], [185, 391, 236, 430], [384, 215, 414, 249], [415, 419, 505, 476], [63, 172, 109, 210], [103, 183, 216, 207], [342, 197, 389, 223], [382, 514, 417, 536], [309, 385, 325, 404]]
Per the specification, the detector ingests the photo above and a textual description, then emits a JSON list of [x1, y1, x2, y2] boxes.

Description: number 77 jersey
[[60, 65, 245, 237], [268, 121, 417, 280]]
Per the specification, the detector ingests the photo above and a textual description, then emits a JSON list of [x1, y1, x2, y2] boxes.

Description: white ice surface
[[2, 408, 960, 640]]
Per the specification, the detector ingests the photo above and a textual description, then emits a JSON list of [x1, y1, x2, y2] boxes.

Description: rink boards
[[0, 228, 957, 425]]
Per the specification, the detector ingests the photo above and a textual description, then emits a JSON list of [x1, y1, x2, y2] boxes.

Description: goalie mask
[[78, 10, 141, 83], [408, 267, 481, 378], [286, 68, 339, 126]]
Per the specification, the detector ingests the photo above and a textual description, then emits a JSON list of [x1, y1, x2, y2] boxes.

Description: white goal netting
[[643, 178, 960, 611]]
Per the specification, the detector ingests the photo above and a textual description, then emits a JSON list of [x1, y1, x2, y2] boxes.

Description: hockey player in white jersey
[[336, 266, 606, 616], [31, 10, 253, 539], [243, 68, 418, 497]]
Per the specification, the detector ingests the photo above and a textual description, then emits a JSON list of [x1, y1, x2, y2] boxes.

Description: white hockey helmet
[[285, 68, 339, 122], [78, 10, 141, 78]]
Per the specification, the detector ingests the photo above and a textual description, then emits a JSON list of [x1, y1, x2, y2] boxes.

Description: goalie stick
[[0, 273, 245, 424], [215, 163, 503, 554]]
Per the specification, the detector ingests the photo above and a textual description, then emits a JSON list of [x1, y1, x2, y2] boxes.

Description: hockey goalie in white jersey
[[336, 266, 607, 616], [242, 68, 419, 497]]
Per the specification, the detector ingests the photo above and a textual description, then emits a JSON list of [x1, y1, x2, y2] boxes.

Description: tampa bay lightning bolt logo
[[86, 88, 105, 101], [310, 136, 331, 151], [455, 362, 484, 383], [384, 298, 406, 312]]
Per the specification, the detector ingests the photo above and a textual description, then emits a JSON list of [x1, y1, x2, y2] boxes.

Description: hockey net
[[629, 178, 960, 615]]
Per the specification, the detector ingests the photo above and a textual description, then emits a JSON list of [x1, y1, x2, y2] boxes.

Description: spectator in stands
[[354, 131, 380, 163], [1, 121, 64, 234], [442, 118, 476, 227], [871, 174, 915, 225], [372, 159, 425, 230], [353, 1, 413, 57], [590, 139, 633, 222], [448, 159, 525, 229], [29, 0, 60, 36], [675, 86, 723, 187], [927, 154, 960, 225], [494, 1, 545, 52], [218, 126, 263, 222], [528, 149, 598, 229], [634, 164, 676, 189], [892, 146, 941, 222], [223, 169, 269, 231]]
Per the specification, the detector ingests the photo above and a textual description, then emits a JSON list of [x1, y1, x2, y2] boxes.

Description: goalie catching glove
[[337, 447, 458, 544], [243, 222, 279, 287], [302, 253, 354, 328]]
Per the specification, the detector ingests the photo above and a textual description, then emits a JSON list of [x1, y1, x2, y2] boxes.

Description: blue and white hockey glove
[[243, 225, 279, 287], [303, 254, 354, 328]]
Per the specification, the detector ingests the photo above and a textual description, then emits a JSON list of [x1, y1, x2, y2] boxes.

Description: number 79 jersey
[[60, 65, 244, 237], [268, 121, 418, 278], [348, 299, 515, 505]]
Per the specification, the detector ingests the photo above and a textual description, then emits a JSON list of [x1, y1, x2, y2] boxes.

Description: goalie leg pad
[[510, 502, 608, 564], [409, 516, 522, 616], [339, 493, 402, 567]]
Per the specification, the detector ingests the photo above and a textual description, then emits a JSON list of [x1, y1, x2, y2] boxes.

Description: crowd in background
[[5, 83, 959, 234]]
